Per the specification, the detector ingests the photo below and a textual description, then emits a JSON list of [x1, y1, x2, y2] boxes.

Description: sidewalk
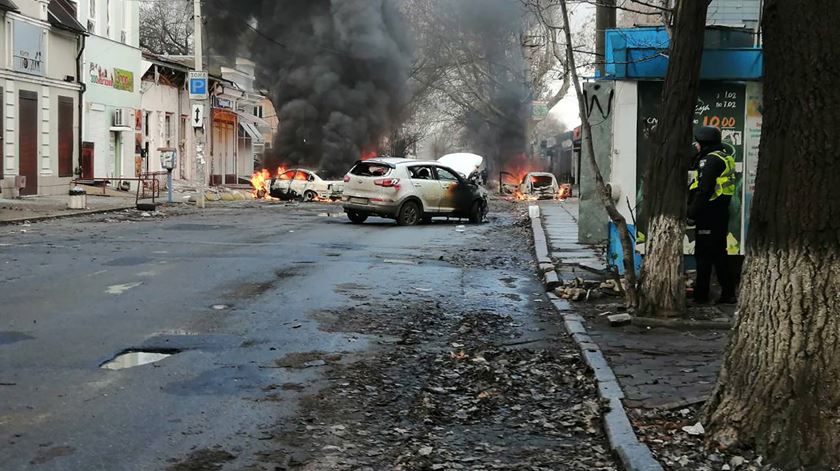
[[538, 199, 730, 410], [0, 188, 136, 224]]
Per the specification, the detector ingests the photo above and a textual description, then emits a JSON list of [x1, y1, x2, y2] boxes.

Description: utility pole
[[192, 0, 206, 209], [595, 0, 616, 76]]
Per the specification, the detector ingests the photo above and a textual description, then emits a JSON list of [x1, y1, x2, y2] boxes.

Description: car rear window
[[350, 162, 392, 177], [530, 175, 555, 187]]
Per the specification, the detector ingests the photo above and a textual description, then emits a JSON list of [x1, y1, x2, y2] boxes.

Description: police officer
[[688, 126, 737, 304]]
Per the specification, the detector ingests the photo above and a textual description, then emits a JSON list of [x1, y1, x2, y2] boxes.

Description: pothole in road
[[100, 348, 181, 370]]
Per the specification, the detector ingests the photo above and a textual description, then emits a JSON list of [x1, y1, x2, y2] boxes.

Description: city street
[[0, 201, 616, 470]]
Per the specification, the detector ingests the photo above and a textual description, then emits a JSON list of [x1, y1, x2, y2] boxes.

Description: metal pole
[[193, 0, 206, 209], [167, 170, 173, 203]]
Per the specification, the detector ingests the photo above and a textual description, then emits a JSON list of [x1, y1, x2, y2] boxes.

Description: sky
[[550, 1, 596, 129]]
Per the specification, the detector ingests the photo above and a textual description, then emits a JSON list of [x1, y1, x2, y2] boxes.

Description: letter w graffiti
[[584, 89, 614, 120]]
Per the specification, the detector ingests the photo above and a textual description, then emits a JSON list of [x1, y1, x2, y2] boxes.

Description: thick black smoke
[[205, 1, 411, 177]]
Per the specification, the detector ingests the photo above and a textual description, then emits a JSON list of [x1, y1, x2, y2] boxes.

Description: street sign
[[191, 103, 204, 128], [188, 71, 208, 100]]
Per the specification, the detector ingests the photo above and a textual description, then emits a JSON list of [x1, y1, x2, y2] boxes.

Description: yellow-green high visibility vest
[[689, 150, 736, 200]]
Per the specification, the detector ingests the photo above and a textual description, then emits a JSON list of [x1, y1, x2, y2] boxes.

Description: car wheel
[[303, 190, 318, 202], [347, 211, 368, 224], [397, 201, 422, 226], [469, 199, 486, 224]]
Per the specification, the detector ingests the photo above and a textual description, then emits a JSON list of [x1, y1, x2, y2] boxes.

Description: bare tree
[[558, 0, 639, 307], [704, 0, 840, 467], [401, 0, 578, 170], [139, 0, 193, 55]]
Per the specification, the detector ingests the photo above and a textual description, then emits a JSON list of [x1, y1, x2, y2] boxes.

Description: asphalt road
[[0, 202, 542, 470], [0, 202, 609, 470]]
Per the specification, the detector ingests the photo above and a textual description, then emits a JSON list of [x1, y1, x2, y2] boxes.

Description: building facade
[[139, 54, 271, 187], [0, 0, 85, 197], [75, 0, 140, 182]]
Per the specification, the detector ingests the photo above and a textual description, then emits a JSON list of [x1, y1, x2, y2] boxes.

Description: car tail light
[[343, 175, 351, 182], [374, 178, 400, 188]]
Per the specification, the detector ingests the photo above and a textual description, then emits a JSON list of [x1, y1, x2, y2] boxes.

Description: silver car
[[341, 158, 488, 226]]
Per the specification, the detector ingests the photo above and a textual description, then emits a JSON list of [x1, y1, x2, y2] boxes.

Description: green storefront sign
[[113, 68, 134, 92]]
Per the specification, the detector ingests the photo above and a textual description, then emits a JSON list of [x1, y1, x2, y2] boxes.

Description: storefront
[[81, 34, 141, 182], [0, 1, 85, 197]]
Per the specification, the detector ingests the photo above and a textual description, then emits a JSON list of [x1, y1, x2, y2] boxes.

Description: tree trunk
[[638, 0, 709, 317], [559, 0, 639, 308], [704, 1, 840, 467]]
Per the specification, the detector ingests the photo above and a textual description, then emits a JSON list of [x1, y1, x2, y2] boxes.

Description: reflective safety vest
[[689, 150, 736, 201]]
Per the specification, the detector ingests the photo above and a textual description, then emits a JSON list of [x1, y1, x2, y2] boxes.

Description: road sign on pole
[[192, 0, 207, 209], [188, 71, 208, 100], [191, 104, 204, 128]]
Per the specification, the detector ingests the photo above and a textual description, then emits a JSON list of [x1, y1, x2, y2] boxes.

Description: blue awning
[[604, 27, 763, 81]]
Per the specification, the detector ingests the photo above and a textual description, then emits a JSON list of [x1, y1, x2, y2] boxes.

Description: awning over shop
[[239, 121, 264, 143], [233, 109, 270, 128]]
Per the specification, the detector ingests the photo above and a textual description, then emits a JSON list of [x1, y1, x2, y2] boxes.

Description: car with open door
[[341, 157, 488, 226]]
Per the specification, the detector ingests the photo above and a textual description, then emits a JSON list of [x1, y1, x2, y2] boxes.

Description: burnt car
[[518, 172, 561, 200]]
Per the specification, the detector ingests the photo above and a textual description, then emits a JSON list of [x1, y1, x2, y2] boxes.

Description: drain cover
[[100, 349, 180, 370]]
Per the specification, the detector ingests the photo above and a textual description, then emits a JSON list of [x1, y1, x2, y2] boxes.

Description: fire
[[361, 150, 377, 160], [250, 169, 271, 199]]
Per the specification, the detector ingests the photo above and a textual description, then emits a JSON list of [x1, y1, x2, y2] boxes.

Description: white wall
[[609, 81, 638, 224], [140, 77, 195, 181]]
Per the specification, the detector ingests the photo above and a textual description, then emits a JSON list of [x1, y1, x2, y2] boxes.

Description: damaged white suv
[[342, 157, 488, 226]]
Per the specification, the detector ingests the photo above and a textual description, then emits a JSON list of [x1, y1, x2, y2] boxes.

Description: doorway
[[18, 90, 38, 196]]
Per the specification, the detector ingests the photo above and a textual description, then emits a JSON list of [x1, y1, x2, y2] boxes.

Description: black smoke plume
[[205, 0, 411, 177]]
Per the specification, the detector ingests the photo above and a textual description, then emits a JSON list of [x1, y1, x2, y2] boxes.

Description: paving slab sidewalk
[[538, 199, 729, 411], [0, 192, 136, 224]]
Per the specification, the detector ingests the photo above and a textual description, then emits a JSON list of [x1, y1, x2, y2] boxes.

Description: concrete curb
[[0, 205, 137, 225], [530, 208, 663, 471], [530, 212, 562, 291]]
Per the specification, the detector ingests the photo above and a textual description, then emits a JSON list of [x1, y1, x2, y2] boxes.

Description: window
[[105, 0, 110, 38], [253, 105, 264, 118], [435, 167, 460, 182], [350, 162, 392, 177], [408, 166, 433, 180], [143, 111, 149, 138], [164, 113, 173, 147], [87, 0, 96, 33], [179, 116, 187, 146]]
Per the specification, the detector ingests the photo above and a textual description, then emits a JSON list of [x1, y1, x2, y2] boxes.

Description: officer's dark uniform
[[688, 126, 737, 304]]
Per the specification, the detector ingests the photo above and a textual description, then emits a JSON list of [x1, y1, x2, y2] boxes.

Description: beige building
[[0, 0, 85, 197]]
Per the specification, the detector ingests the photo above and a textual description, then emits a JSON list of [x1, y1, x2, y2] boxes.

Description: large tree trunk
[[638, 0, 709, 317], [704, 1, 840, 467]]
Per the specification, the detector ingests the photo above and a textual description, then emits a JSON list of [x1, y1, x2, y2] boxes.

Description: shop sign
[[13, 20, 45, 76], [113, 68, 134, 92], [90, 63, 134, 92]]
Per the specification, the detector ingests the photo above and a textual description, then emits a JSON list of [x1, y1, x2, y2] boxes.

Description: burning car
[[341, 156, 488, 226], [516, 172, 563, 200], [259, 168, 343, 201]]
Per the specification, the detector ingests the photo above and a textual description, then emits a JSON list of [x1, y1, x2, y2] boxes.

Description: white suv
[[342, 158, 488, 226]]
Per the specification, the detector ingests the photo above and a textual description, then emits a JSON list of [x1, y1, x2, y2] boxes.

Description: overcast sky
[[551, 1, 596, 129]]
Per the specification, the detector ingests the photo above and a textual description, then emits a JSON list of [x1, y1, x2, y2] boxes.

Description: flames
[[361, 150, 378, 161], [250, 165, 288, 199], [250, 168, 271, 199]]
